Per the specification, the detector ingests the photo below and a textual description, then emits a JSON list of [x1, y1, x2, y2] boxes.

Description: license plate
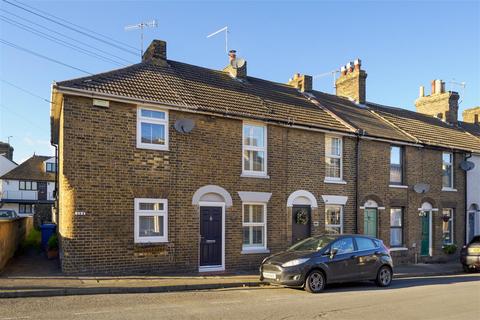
[[470, 248, 480, 253], [263, 272, 277, 279]]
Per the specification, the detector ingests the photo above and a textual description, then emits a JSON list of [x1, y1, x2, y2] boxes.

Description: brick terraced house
[[50, 39, 480, 274]]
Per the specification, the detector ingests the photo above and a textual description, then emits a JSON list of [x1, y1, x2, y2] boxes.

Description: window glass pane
[[326, 157, 341, 178], [252, 226, 264, 245], [331, 237, 354, 254], [26, 181, 31, 190], [327, 137, 341, 156], [32, 182, 37, 190], [442, 163, 452, 188], [390, 208, 402, 227], [243, 125, 264, 147], [443, 152, 452, 164], [141, 122, 165, 145], [141, 109, 165, 119], [251, 205, 264, 223], [442, 209, 453, 244], [244, 150, 265, 172], [139, 202, 164, 211], [390, 146, 401, 165], [139, 215, 164, 237], [390, 229, 402, 247], [356, 237, 376, 251], [325, 206, 341, 225], [19, 181, 25, 189], [243, 227, 250, 245]]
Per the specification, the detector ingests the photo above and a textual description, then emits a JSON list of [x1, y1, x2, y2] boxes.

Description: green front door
[[420, 212, 430, 256], [364, 208, 377, 237]]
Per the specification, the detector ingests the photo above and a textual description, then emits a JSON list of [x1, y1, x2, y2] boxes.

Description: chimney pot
[[354, 59, 361, 70], [435, 79, 442, 94], [419, 85, 425, 97], [431, 80, 436, 95]]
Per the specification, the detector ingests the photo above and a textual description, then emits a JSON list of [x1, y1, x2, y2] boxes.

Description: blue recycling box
[[40, 223, 57, 249]]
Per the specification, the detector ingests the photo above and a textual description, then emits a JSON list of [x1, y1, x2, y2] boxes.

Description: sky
[[0, 0, 479, 163]]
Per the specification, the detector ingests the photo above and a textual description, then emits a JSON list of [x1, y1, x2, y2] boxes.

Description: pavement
[[0, 249, 466, 299], [1, 274, 479, 319]]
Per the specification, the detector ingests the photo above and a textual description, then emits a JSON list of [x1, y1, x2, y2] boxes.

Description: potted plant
[[442, 244, 457, 255], [47, 234, 59, 259]]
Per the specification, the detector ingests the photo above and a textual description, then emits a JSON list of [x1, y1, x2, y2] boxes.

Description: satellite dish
[[413, 183, 430, 194], [174, 119, 195, 133], [460, 160, 475, 171], [230, 58, 245, 69]]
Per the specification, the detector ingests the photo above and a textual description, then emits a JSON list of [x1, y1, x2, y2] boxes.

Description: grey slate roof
[[57, 61, 352, 134]]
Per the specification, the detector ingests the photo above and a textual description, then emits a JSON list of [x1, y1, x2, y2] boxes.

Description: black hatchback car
[[260, 234, 393, 293]]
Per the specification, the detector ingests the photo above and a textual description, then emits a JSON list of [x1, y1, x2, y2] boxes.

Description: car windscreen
[[287, 236, 336, 252]]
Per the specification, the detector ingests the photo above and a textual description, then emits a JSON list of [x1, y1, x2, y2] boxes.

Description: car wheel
[[304, 270, 326, 293], [376, 266, 392, 287]]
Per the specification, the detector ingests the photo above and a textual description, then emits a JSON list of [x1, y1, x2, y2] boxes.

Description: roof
[[0, 155, 55, 181], [56, 61, 352, 134], [311, 91, 417, 143], [459, 121, 480, 138], [367, 103, 480, 153]]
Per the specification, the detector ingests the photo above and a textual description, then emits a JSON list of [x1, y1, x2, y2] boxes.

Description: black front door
[[200, 206, 222, 267], [292, 205, 311, 244], [37, 182, 47, 200]]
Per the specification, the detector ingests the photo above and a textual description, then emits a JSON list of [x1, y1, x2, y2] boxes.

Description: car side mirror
[[329, 248, 338, 259]]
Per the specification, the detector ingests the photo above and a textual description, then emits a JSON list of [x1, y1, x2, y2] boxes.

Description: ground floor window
[[325, 205, 343, 234], [390, 208, 403, 247], [442, 208, 454, 245], [242, 203, 266, 250], [134, 198, 168, 243], [19, 204, 33, 214]]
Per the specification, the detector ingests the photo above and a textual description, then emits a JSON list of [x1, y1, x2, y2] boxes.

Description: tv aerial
[[125, 20, 158, 58], [313, 69, 340, 93], [207, 26, 229, 53]]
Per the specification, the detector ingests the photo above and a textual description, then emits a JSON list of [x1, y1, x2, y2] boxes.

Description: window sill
[[324, 179, 347, 185], [389, 247, 408, 252], [241, 248, 270, 254], [441, 187, 457, 192], [136, 144, 169, 151], [241, 173, 270, 179], [134, 239, 169, 245], [389, 184, 408, 189]]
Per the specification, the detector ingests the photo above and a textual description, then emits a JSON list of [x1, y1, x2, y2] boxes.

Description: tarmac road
[[1, 273, 479, 320]]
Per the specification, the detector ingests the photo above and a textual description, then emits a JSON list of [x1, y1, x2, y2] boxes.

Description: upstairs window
[[19, 181, 37, 191], [137, 107, 169, 150], [134, 198, 168, 243], [325, 136, 342, 180], [46, 162, 57, 173], [242, 123, 267, 176], [442, 152, 453, 188], [390, 146, 403, 185]]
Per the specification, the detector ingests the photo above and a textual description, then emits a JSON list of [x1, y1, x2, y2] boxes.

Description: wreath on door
[[296, 209, 309, 225]]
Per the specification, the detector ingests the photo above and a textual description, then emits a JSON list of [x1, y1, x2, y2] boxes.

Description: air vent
[[92, 99, 109, 108]]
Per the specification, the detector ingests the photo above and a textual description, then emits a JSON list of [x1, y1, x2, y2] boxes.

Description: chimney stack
[[0, 141, 14, 161], [335, 58, 367, 104], [415, 79, 459, 124], [142, 40, 167, 65], [287, 73, 313, 92]]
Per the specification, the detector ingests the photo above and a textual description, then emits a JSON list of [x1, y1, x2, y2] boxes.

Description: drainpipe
[[51, 143, 59, 219], [355, 131, 364, 234], [464, 152, 472, 245]]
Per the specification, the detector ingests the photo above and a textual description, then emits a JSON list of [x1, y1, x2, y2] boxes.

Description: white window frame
[[442, 152, 454, 189], [325, 135, 343, 181], [242, 122, 267, 177], [442, 208, 454, 245], [325, 204, 343, 234], [242, 202, 267, 251], [134, 198, 168, 243], [136, 106, 169, 151], [389, 207, 404, 247]]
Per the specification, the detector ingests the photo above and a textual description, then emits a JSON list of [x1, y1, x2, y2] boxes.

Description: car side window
[[355, 237, 376, 251], [331, 237, 354, 254]]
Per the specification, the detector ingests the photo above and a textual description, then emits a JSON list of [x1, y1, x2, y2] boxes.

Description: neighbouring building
[[459, 106, 480, 242], [50, 39, 480, 274], [0, 141, 14, 162], [0, 155, 56, 226]]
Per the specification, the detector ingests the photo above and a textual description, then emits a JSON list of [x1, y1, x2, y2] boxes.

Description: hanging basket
[[296, 209, 309, 225], [442, 215, 451, 222]]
